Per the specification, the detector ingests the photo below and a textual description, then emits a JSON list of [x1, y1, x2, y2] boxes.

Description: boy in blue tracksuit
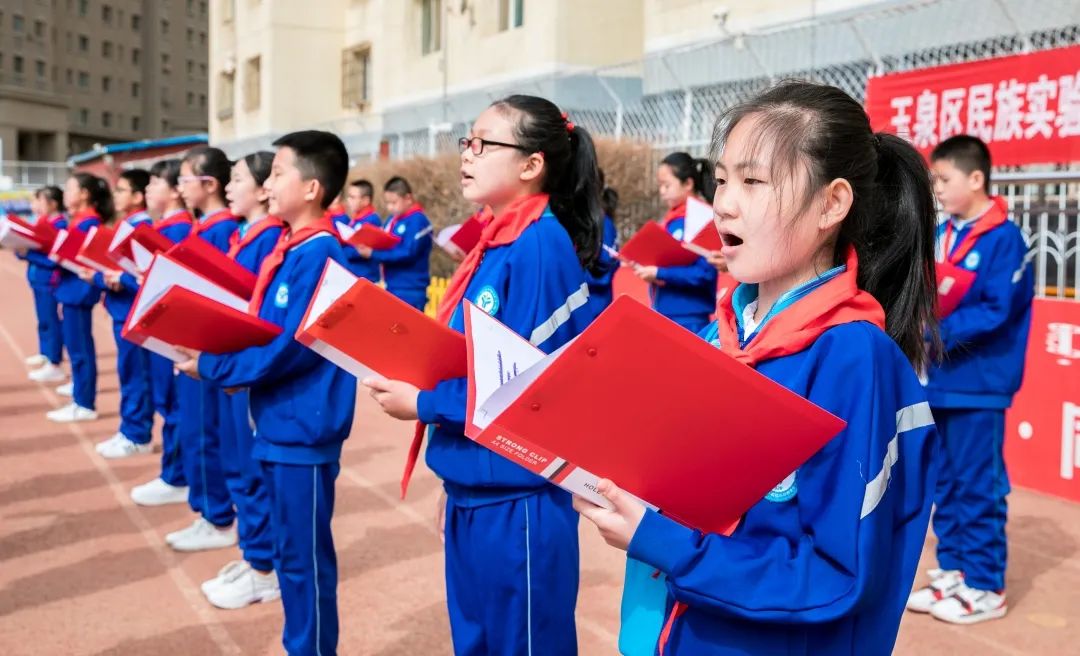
[[363, 96, 603, 655], [199, 150, 284, 610], [83, 169, 156, 459], [907, 135, 1034, 625], [167, 146, 242, 553], [353, 176, 432, 310], [336, 179, 382, 283], [46, 173, 111, 423], [633, 153, 718, 334], [179, 130, 356, 656], [20, 186, 66, 383], [130, 158, 197, 507], [576, 81, 938, 656]]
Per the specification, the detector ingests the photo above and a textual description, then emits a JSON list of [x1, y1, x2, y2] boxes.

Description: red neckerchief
[[194, 208, 235, 236], [157, 209, 194, 231], [248, 218, 336, 314], [40, 213, 65, 227], [660, 201, 687, 229], [227, 215, 285, 259], [351, 206, 378, 226], [70, 208, 99, 229], [715, 247, 886, 367], [941, 196, 1009, 264], [385, 203, 424, 233], [401, 193, 549, 498]]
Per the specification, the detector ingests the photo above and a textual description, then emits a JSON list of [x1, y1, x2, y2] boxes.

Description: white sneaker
[[28, 362, 65, 382], [25, 353, 47, 367], [205, 562, 280, 610], [907, 569, 964, 613], [95, 432, 124, 454], [202, 560, 250, 595], [45, 402, 98, 423], [99, 434, 152, 459], [167, 518, 237, 552], [131, 478, 190, 507], [930, 583, 1008, 625], [55, 382, 74, 397]]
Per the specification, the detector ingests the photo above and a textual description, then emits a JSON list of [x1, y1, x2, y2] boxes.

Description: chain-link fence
[[372, 0, 1080, 163]]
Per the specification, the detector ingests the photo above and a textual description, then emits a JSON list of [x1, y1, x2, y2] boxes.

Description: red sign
[[1005, 299, 1080, 503], [866, 45, 1080, 166]]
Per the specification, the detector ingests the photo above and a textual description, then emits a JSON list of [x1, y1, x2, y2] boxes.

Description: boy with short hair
[[177, 130, 357, 655], [907, 134, 1034, 625], [339, 179, 382, 283], [353, 176, 432, 310]]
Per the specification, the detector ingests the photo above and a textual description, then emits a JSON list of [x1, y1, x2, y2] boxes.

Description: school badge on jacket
[[765, 470, 798, 502], [475, 285, 500, 315], [274, 283, 289, 308]]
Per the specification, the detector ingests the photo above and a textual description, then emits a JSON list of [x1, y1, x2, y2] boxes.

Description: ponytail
[[660, 152, 715, 203], [72, 172, 115, 222], [492, 94, 601, 268], [714, 80, 939, 370], [35, 186, 63, 213], [601, 186, 619, 219]]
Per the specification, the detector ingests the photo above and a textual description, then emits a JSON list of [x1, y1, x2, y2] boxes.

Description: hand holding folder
[[935, 261, 976, 319], [462, 295, 846, 535], [0, 216, 43, 250], [49, 229, 91, 274], [297, 258, 466, 388], [436, 213, 485, 258], [618, 222, 699, 268], [122, 253, 282, 362]]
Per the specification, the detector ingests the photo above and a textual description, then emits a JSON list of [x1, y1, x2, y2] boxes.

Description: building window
[[35, 60, 46, 79], [187, 0, 194, 16], [102, 4, 113, 23], [103, 111, 113, 128], [420, 0, 441, 55], [186, 27, 193, 44], [199, 31, 206, 45], [34, 20, 46, 39], [200, 1, 207, 17], [78, 34, 89, 52], [78, 0, 88, 16], [498, 0, 524, 30], [222, 0, 234, 22], [243, 56, 261, 110], [132, 48, 141, 65], [187, 59, 194, 76], [199, 63, 207, 76], [78, 71, 89, 88], [102, 75, 111, 91], [218, 71, 234, 118], [162, 119, 170, 133], [341, 44, 372, 109], [199, 93, 206, 108], [161, 52, 170, 74], [102, 40, 113, 58], [187, 91, 194, 107], [13, 14, 24, 32], [14, 56, 24, 74], [132, 116, 140, 132], [66, 69, 73, 85], [131, 14, 141, 30], [131, 81, 140, 97], [161, 19, 169, 35], [78, 108, 89, 125]]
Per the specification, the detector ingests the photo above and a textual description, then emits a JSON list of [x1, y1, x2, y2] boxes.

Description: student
[[575, 81, 939, 656], [906, 135, 1034, 624], [21, 186, 67, 383], [584, 174, 619, 318], [166, 146, 240, 552], [199, 150, 283, 609], [633, 153, 719, 334], [338, 179, 382, 282], [176, 130, 356, 655], [353, 176, 432, 310], [130, 159, 197, 507], [46, 173, 111, 423], [363, 95, 601, 655], [86, 169, 156, 458]]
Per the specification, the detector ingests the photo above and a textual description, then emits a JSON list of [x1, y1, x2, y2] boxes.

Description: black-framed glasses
[[458, 136, 531, 156]]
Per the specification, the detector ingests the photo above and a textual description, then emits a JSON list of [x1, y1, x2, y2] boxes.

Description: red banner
[[866, 45, 1080, 166], [1005, 299, 1080, 503]]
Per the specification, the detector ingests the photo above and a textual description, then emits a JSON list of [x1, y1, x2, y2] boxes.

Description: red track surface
[[0, 256, 1077, 655]]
